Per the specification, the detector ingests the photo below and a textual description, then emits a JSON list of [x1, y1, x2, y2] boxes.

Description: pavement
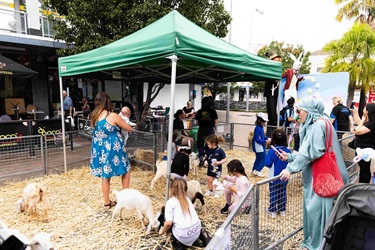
[[216, 110, 257, 124]]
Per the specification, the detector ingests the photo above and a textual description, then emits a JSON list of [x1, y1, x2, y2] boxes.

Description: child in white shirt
[[119, 106, 136, 145]]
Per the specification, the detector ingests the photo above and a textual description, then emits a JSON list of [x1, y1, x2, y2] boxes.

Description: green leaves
[[44, 0, 231, 56]]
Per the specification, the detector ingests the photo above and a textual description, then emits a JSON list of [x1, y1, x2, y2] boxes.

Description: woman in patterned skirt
[[90, 92, 134, 210]]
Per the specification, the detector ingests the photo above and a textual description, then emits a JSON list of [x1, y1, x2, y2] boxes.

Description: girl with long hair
[[159, 178, 202, 248], [220, 159, 251, 215]]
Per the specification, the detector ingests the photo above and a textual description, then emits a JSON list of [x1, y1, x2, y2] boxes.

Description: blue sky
[[223, 0, 354, 53]]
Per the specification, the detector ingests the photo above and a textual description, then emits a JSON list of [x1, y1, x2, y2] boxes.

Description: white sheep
[[0, 221, 54, 250], [110, 189, 160, 235], [186, 180, 206, 214], [150, 152, 198, 189], [17, 183, 49, 218]]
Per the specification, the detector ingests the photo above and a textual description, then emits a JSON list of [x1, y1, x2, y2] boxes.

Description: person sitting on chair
[[173, 109, 194, 148], [183, 100, 195, 118]]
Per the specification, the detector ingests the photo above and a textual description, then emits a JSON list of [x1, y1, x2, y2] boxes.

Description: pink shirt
[[225, 175, 251, 204]]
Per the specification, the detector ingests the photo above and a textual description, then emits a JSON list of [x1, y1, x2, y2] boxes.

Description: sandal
[[103, 200, 117, 210]]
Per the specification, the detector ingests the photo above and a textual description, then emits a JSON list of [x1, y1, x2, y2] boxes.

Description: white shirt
[[119, 113, 136, 145], [165, 197, 201, 246]]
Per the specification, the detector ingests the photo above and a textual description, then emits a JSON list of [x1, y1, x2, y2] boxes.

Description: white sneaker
[[252, 170, 265, 177], [266, 210, 277, 219], [205, 191, 213, 196], [280, 211, 286, 217]]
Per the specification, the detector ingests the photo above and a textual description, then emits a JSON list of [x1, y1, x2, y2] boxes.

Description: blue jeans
[[252, 151, 266, 172]]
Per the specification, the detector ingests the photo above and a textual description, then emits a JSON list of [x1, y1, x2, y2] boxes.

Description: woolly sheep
[[110, 189, 159, 235]]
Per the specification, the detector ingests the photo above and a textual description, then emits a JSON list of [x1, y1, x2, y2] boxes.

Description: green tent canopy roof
[[58, 10, 281, 82]]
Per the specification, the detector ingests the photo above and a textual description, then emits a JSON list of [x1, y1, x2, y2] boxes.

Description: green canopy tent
[[58, 10, 282, 197]]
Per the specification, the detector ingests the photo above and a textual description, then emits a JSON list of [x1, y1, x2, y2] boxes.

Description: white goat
[[0, 221, 54, 250], [150, 152, 199, 189], [110, 189, 159, 235], [17, 183, 49, 218], [189, 152, 200, 176], [186, 180, 206, 214]]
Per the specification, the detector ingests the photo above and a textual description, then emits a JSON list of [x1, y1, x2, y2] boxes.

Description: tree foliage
[[43, 0, 231, 56], [42, 0, 231, 126], [335, 0, 375, 29], [203, 82, 242, 100], [252, 41, 311, 93], [322, 22, 375, 102]]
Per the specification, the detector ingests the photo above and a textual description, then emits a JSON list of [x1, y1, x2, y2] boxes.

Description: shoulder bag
[[312, 119, 344, 197]]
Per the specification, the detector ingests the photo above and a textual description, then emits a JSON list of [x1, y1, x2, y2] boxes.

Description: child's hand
[[204, 160, 208, 167], [227, 186, 236, 193]]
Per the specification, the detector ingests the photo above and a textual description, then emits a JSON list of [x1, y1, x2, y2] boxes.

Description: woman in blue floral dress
[[90, 92, 134, 210]]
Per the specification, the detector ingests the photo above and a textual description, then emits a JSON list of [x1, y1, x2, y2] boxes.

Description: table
[[11, 107, 23, 120], [26, 110, 45, 120]]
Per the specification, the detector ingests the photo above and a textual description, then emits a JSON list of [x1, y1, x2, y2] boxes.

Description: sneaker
[[280, 211, 286, 217], [205, 190, 213, 196], [266, 210, 277, 219], [220, 204, 230, 214], [252, 170, 265, 177]]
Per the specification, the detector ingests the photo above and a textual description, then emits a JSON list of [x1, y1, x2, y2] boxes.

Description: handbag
[[312, 119, 344, 197]]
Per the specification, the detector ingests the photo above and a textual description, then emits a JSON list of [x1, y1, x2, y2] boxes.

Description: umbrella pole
[[165, 55, 178, 202], [59, 77, 67, 173]]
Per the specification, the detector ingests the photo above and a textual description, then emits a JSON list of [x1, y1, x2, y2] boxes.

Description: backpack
[[279, 105, 293, 126]]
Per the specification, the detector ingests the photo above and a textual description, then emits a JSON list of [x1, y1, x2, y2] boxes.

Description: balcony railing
[[0, 8, 55, 38]]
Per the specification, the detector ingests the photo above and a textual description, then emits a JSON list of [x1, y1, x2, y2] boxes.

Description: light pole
[[226, 0, 233, 123], [246, 8, 263, 112]]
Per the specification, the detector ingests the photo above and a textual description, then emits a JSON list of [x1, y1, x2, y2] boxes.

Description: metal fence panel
[[0, 135, 44, 185]]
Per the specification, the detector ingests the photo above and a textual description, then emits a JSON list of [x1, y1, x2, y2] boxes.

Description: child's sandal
[[103, 200, 117, 210]]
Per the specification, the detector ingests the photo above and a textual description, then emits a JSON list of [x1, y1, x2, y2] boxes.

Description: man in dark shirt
[[330, 96, 354, 132]]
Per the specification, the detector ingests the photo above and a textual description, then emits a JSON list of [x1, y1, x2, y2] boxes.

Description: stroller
[[320, 183, 375, 250]]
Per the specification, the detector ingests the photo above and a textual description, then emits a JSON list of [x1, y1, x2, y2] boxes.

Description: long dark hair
[[366, 103, 375, 122], [271, 128, 287, 146], [227, 159, 248, 178], [90, 92, 113, 127], [174, 109, 184, 119]]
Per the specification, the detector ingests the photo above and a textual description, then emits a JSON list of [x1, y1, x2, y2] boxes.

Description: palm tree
[[335, 0, 375, 29], [322, 22, 375, 103]]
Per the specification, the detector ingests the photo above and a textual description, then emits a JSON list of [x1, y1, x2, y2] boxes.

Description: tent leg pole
[[165, 55, 178, 203], [59, 77, 67, 173]]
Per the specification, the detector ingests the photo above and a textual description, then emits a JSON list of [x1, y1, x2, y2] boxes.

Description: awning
[[0, 55, 38, 78]]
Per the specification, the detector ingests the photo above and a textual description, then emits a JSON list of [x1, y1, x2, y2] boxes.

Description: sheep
[[150, 152, 199, 189], [17, 183, 49, 218], [110, 189, 160, 235], [186, 180, 206, 214], [0, 221, 54, 250]]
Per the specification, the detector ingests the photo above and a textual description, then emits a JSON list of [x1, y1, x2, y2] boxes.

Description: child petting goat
[[150, 148, 197, 189]]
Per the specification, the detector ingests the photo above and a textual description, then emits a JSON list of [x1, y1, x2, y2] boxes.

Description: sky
[[223, 0, 354, 53]]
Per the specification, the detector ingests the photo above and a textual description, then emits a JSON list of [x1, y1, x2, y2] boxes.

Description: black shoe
[[220, 203, 230, 214]]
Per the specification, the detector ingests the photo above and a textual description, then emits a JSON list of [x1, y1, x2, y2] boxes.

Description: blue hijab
[[297, 98, 330, 141]]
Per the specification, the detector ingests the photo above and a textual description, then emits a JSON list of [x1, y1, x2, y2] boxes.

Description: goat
[[186, 180, 206, 214], [150, 152, 198, 189], [17, 183, 49, 218], [0, 221, 54, 250], [188, 152, 199, 176], [110, 189, 159, 235]]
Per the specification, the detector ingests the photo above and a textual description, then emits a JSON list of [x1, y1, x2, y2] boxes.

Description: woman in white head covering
[[279, 98, 349, 250]]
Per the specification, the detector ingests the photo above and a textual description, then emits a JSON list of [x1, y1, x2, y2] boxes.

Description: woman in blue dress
[[90, 92, 134, 210]]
